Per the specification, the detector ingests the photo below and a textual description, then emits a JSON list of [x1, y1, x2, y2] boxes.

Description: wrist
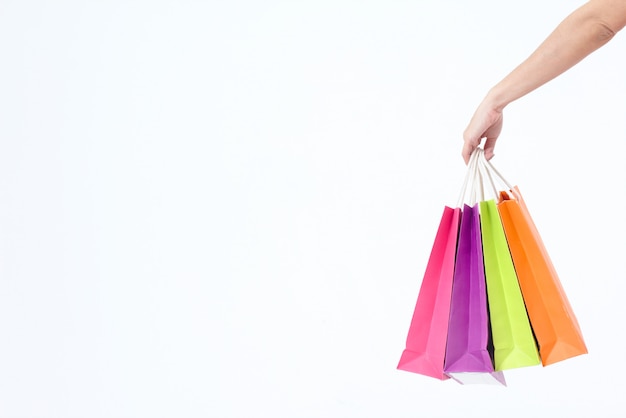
[[483, 85, 510, 113]]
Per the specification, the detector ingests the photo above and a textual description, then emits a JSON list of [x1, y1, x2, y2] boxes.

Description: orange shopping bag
[[482, 157, 587, 366]]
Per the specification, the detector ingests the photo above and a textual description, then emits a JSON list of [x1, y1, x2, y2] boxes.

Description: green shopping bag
[[479, 199, 541, 370]]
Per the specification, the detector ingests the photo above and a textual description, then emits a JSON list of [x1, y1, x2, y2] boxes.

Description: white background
[[1, 0, 625, 417]]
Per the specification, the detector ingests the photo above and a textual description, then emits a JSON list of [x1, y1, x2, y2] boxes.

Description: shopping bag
[[480, 197, 541, 370], [444, 203, 506, 386], [497, 186, 587, 365], [397, 205, 460, 379]]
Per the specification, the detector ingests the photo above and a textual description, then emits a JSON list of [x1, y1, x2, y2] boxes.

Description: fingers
[[462, 103, 503, 163], [462, 118, 486, 164], [461, 128, 482, 165], [462, 134, 498, 164], [462, 114, 503, 163], [461, 140, 477, 165], [483, 136, 497, 161]]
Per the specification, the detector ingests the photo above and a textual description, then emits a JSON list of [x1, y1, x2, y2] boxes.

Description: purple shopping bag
[[397, 206, 460, 380], [444, 204, 506, 385]]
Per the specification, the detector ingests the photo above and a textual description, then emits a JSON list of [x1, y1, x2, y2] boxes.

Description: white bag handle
[[472, 155, 486, 204], [477, 152, 499, 200], [481, 152, 514, 192], [456, 148, 482, 207], [457, 147, 517, 206]]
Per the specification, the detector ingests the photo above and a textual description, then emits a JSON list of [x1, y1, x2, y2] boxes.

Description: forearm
[[485, 0, 626, 111]]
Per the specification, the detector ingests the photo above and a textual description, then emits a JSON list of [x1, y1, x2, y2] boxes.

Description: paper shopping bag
[[397, 206, 460, 380], [497, 187, 587, 365], [480, 199, 541, 370], [444, 203, 506, 385]]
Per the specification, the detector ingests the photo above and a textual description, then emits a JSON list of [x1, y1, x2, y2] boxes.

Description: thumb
[[462, 139, 479, 164]]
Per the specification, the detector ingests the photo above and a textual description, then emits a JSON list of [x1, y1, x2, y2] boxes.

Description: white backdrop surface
[[0, 1, 625, 417]]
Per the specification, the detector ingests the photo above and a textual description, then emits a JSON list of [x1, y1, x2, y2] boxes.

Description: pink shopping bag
[[397, 206, 460, 380]]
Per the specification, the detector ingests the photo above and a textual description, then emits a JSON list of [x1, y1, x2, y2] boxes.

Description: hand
[[462, 101, 503, 164]]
